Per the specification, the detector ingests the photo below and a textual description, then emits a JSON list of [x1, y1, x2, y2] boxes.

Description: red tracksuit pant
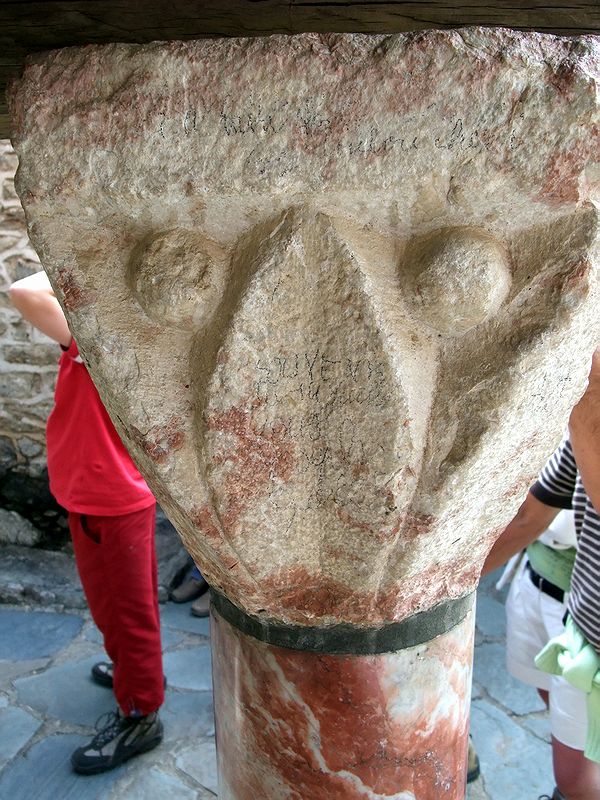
[[69, 505, 164, 716]]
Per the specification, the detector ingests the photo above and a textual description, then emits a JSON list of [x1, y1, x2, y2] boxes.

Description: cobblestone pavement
[[0, 570, 555, 799]]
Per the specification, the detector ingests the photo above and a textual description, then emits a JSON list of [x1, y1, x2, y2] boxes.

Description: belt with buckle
[[526, 561, 565, 603]]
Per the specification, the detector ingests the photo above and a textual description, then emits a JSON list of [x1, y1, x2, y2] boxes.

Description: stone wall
[[0, 139, 65, 541]]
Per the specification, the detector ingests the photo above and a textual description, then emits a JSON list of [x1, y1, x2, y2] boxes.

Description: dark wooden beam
[[2, 1, 599, 138]]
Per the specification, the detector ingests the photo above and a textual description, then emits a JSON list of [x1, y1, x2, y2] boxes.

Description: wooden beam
[[2, 1, 599, 138]]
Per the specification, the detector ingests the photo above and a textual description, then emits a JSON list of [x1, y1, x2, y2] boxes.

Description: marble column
[[9, 27, 599, 799], [211, 591, 475, 800]]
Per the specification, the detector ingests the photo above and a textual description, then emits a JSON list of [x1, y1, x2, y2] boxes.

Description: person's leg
[[552, 737, 600, 800], [538, 688, 549, 707], [170, 561, 207, 602], [548, 659, 598, 800], [88, 505, 164, 716], [505, 563, 552, 692], [69, 512, 117, 665], [70, 505, 164, 774]]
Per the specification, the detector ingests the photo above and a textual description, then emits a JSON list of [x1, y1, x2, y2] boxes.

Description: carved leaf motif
[[202, 209, 417, 585]]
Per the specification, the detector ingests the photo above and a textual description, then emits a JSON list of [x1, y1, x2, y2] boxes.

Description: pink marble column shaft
[[211, 599, 475, 800]]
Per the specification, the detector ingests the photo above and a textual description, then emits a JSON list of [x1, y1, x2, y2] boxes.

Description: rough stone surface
[[0, 459, 66, 542], [0, 507, 42, 546], [0, 140, 55, 483], [0, 545, 86, 607], [9, 30, 600, 628], [0, 523, 192, 608]]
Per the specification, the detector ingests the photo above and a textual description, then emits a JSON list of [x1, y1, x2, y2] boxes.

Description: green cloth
[[535, 615, 600, 763], [526, 541, 576, 593]]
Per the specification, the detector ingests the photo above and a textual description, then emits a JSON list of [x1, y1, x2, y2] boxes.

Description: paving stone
[[475, 594, 506, 641], [162, 688, 215, 742], [111, 765, 198, 799], [470, 678, 483, 700], [0, 706, 41, 768], [15, 654, 115, 726], [470, 698, 553, 799], [0, 733, 122, 799], [163, 646, 213, 691], [160, 601, 211, 637], [175, 738, 218, 794], [466, 777, 490, 800], [478, 569, 508, 602], [0, 695, 7, 708], [473, 642, 546, 716], [0, 657, 50, 687], [520, 712, 552, 745], [0, 608, 83, 660]]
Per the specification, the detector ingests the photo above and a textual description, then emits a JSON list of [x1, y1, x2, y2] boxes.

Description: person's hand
[[570, 348, 600, 426], [569, 348, 600, 514]]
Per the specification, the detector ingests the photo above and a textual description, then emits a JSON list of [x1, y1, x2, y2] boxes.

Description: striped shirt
[[530, 437, 600, 654]]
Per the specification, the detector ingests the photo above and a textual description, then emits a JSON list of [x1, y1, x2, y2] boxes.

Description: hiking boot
[[90, 661, 167, 690], [170, 575, 208, 603], [467, 735, 480, 783], [191, 592, 210, 618], [71, 708, 163, 774]]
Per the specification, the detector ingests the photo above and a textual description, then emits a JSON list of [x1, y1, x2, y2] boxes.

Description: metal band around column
[[210, 589, 475, 655]]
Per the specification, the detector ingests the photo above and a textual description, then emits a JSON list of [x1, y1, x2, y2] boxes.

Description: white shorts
[[506, 560, 588, 751]]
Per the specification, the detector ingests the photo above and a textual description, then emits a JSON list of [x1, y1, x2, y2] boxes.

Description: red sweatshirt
[[46, 339, 154, 515]]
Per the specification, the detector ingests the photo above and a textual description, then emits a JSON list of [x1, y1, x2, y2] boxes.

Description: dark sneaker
[[91, 661, 114, 688], [71, 709, 163, 774], [191, 592, 210, 618], [467, 735, 480, 783], [170, 575, 208, 603], [90, 661, 167, 690], [538, 791, 566, 800]]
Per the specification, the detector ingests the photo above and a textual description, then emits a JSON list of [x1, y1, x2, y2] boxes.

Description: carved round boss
[[128, 228, 228, 329], [404, 227, 511, 336]]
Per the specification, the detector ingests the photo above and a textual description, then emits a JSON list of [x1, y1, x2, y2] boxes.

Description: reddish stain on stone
[[400, 510, 436, 540], [206, 400, 295, 526], [334, 507, 380, 537], [547, 60, 579, 101], [256, 555, 478, 626], [351, 461, 369, 478], [131, 416, 185, 464], [189, 504, 240, 573], [537, 125, 600, 206], [261, 564, 369, 621], [190, 504, 222, 545], [56, 268, 93, 311], [213, 614, 468, 800]]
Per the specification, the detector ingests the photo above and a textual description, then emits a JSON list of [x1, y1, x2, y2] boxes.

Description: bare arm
[[569, 348, 600, 515], [481, 490, 560, 575], [9, 271, 71, 348]]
